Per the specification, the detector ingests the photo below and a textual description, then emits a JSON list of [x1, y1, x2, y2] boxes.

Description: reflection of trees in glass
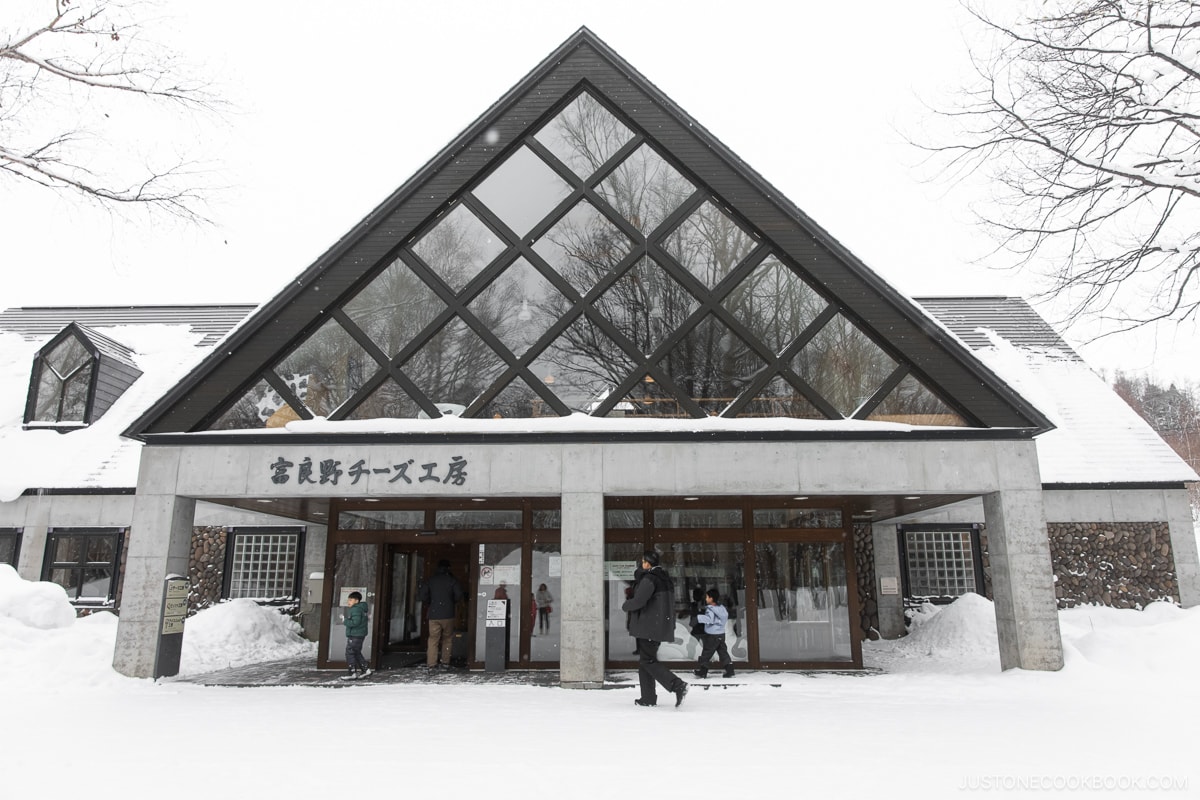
[[795, 314, 897, 417], [535, 200, 630, 296], [723, 256, 826, 355], [274, 319, 369, 417], [868, 374, 967, 426], [404, 317, 503, 408], [596, 143, 694, 236], [594, 258, 694, 356], [344, 259, 445, 358], [663, 201, 756, 288], [661, 315, 763, 414], [411, 204, 502, 292], [34, 336, 93, 422], [535, 92, 633, 180]]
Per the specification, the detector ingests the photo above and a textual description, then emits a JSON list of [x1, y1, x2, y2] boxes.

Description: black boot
[[692, 665, 708, 678], [722, 665, 735, 678]]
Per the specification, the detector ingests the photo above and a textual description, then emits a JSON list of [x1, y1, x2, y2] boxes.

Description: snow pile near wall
[[178, 598, 315, 676], [1059, 600, 1200, 675], [0, 564, 77, 629]]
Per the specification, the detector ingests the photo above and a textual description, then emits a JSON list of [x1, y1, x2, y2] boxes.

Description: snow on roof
[[918, 297, 1198, 485], [0, 310, 252, 501]]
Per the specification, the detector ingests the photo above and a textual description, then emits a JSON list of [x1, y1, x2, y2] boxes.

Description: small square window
[[222, 528, 304, 600]]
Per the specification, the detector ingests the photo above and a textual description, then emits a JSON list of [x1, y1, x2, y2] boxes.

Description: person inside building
[[622, 551, 688, 708], [419, 560, 465, 669]]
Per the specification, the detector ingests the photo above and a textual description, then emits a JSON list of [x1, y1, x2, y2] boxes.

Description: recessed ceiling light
[[683, 496, 700, 501], [471, 498, 487, 502], [904, 496, 921, 501], [793, 496, 809, 501], [862, 509, 877, 514]]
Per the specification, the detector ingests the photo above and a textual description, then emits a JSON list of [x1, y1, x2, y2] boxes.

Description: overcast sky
[[3, 0, 1196, 385]]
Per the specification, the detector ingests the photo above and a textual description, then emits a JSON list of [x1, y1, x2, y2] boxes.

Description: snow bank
[[0, 563, 77, 629], [0, 570, 315, 686], [178, 598, 316, 676]]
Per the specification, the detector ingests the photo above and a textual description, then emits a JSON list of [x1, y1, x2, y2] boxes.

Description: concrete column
[[300, 522, 328, 641], [113, 447, 195, 678], [1164, 489, 1200, 608], [872, 522, 905, 639], [982, 488, 1063, 671], [559, 444, 605, 688], [16, 495, 49, 582], [559, 491, 605, 687]]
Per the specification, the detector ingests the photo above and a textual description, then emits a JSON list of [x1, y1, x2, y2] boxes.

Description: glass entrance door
[[380, 544, 473, 667]]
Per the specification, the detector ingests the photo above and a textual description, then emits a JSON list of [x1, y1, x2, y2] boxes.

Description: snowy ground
[[2, 565, 1197, 799]]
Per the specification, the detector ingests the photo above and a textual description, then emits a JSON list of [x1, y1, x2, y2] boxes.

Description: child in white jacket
[[693, 588, 735, 678]]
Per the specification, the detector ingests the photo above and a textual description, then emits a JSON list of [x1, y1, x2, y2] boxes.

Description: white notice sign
[[880, 577, 899, 596]]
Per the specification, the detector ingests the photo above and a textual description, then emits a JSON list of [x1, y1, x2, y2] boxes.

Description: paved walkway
[[167, 655, 874, 688]]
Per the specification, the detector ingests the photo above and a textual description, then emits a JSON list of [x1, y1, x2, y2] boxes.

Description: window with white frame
[[41, 528, 124, 604], [222, 528, 304, 600], [898, 525, 983, 603]]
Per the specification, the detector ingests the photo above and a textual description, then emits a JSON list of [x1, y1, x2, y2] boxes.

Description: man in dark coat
[[420, 559, 465, 668], [621, 551, 688, 707]]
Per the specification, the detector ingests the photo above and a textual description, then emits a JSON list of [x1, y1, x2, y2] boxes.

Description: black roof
[[916, 297, 1082, 358], [126, 28, 1053, 437], [0, 305, 257, 347]]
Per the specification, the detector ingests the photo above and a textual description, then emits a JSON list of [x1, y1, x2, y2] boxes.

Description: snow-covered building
[[2, 29, 1195, 685]]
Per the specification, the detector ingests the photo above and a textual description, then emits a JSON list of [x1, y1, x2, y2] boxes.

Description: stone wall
[[189, 526, 227, 613], [853, 523, 878, 640], [1047, 521, 1178, 609]]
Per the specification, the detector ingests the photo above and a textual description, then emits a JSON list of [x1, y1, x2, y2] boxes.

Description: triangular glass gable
[[154, 30, 1051, 437], [866, 373, 969, 427]]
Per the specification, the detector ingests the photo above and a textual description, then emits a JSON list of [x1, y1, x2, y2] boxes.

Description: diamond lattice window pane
[[401, 316, 506, 409], [532, 198, 631, 295], [735, 375, 827, 419], [343, 258, 447, 358], [208, 378, 301, 430], [467, 258, 564, 357], [411, 204, 505, 293], [536, 314, 639, 412], [659, 314, 764, 415], [599, 373, 680, 418], [594, 257, 697, 356], [533, 91, 633, 181], [595, 143, 694, 237], [343, 378, 424, 420], [662, 201, 756, 289], [867, 373, 969, 427], [722, 255, 826, 354], [792, 314, 897, 418], [274, 319, 374, 417], [478, 375, 558, 419], [472, 145, 572, 238]]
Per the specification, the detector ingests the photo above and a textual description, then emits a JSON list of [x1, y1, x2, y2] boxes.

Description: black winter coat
[[622, 566, 675, 642], [420, 568, 465, 620]]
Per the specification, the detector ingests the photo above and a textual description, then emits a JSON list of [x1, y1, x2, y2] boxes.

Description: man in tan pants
[[419, 560, 465, 668]]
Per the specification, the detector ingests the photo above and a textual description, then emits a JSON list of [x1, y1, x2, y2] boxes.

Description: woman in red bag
[[535, 583, 554, 635]]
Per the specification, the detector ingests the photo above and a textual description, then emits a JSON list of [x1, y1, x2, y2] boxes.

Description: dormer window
[[32, 334, 94, 425], [24, 323, 142, 430]]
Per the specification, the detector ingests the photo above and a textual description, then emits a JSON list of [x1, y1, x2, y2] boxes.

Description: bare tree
[[1, 0, 216, 218], [925, 1, 1200, 334]]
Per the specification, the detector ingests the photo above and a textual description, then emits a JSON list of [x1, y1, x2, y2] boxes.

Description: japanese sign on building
[[267, 454, 470, 488]]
